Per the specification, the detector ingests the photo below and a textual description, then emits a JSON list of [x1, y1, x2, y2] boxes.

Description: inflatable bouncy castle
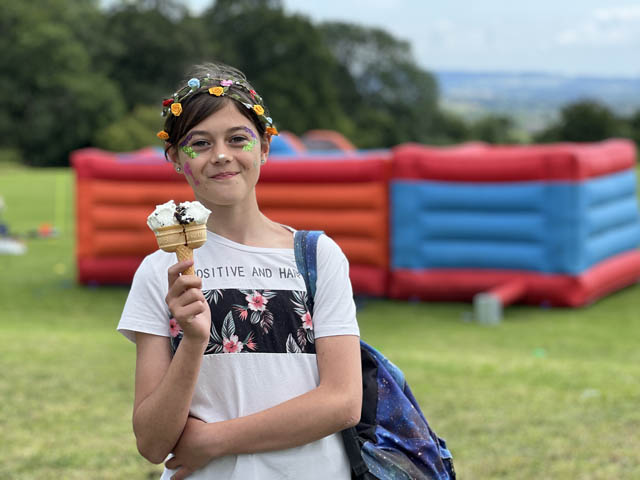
[[72, 146, 391, 296], [72, 138, 640, 311], [390, 140, 640, 310]]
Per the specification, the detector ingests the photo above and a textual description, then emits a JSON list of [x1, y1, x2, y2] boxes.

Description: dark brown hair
[[163, 62, 268, 161]]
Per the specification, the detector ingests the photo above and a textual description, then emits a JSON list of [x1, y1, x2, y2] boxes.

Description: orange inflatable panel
[[257, 183, 387, 209], [72, 147, 391, 296]]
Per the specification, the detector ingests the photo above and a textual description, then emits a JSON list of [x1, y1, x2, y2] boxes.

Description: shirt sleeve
[[311, 234, 360, 339], [117, 252, 173, 343]]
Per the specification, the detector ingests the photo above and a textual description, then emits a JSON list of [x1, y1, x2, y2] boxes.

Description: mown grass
[[1, 167, 640, 479]]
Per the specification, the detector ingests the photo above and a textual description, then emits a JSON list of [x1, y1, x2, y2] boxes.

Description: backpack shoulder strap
[[293, 230, 324, 314], [293, 229, 371, 479]]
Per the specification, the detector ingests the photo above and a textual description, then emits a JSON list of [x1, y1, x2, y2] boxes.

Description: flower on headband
[[188, 78, 200, 89], [249, 89, 256, 99], [157, 130, 170, 140], [266, 126, 278, 136], [171, 103, 183, 116], [162, 99, 174, 107], [221, 80, 233, 87], [253, 105, 265, 116], [209, 86, 224, 96]]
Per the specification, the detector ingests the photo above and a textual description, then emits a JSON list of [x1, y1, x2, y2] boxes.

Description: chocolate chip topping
[[174, 205, 195, 225]]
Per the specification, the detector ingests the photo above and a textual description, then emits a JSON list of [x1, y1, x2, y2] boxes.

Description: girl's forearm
[[204, 382, 361, 458], [133, 336, 207, 464]]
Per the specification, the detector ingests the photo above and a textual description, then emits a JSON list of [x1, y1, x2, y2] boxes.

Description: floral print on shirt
[[170, 289, 314, 355]]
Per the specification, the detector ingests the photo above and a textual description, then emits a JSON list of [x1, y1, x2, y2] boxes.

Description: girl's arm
[[166, 333, 362, 473], [132, 260, 211, 464]]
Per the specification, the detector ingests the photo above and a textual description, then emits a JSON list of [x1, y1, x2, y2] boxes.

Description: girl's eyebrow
[[184, 126, 256, 140], [185, 130, 209, 137]]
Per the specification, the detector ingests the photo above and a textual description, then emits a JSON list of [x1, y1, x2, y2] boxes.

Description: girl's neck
[[204, 202, 291, 248]]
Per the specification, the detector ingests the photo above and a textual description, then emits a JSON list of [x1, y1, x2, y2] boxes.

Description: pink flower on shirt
[[223, 334, 243, 353], [169, 318, 181, 337], [301, 311, 313, 330], [246, 291, 268, 311]]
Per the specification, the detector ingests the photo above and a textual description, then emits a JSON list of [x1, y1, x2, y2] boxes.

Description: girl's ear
[[261, 137, 270, 160], [166, 145, 182, 171]]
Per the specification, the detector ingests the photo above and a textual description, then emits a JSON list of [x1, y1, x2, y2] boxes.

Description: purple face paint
[[184, 162, 199, 186], [242, 126, 258, 140], [242, 126, 258, 152], [179, 133, 193, 147]]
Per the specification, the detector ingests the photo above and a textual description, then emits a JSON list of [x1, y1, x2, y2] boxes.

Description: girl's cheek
[[184, 161, 200, 186]]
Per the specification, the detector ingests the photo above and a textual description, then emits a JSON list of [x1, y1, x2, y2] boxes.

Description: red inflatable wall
[[393, 139, 635, 182]]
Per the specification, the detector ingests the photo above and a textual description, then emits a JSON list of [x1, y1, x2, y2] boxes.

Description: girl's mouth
[[211, 172, 238, 180]]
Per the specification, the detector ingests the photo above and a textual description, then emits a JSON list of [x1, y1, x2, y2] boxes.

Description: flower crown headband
[[157, 75, 278, 141]]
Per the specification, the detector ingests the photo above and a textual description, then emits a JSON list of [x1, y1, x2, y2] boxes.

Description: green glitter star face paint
[[180, 134, 199, 159], [182, 146, 198, 158], [242, 126, 258, 152]]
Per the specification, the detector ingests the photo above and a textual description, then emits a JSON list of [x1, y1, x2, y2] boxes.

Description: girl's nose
[[214, 153, 232, 163]]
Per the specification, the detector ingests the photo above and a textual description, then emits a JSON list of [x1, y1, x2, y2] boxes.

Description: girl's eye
[[230, 136, 249, 144], [191, 140, 210, 149]]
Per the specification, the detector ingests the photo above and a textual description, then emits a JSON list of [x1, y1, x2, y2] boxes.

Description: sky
[[277, 0, 640, 78], [108, 0, 640, 78]]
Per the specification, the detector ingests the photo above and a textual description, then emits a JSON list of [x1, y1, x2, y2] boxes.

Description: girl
[[117, 62, 362, 479]]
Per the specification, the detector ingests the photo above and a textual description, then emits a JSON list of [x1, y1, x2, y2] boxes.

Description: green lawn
[[1, 167, 640, 479]]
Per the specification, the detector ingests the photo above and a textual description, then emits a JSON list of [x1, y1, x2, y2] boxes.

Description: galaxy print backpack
[[294, 231, 456, 480]]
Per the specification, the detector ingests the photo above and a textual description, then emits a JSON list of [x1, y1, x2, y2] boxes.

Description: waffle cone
[[176, 245, 195, 275], [154, 225, 186, 252], [184, 223, 207, 249]]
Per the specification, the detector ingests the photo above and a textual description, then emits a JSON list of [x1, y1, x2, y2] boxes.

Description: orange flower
[[156, 130, 170, 140], [266, 126, 279, 136], [209, 86, 224, 96], [253, 105, 265, 116], [171, 103, 182, 116]]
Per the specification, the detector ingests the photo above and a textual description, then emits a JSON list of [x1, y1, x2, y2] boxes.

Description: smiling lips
[[210, 171, 238, 180]]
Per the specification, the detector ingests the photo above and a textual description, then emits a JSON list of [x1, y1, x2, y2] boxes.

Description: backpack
[[293, 230, 456, 480]]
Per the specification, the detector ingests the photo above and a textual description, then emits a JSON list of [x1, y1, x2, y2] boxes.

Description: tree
[[627, 110, 640, 148], [470, 114, 519, 144], [534, 99, 622, 143], [319, 22, 441, 147], [0, 0, 124, 166], [93, 105, 163, 152], [199, 1, 355, 138], [101, 0, 215, 108]]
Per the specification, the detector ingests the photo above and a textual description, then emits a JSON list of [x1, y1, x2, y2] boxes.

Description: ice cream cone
[[184, 223, 207, 249], [154, 225, 186, 252], [175, 244, 195, 275], [148, 201, 210, 276]]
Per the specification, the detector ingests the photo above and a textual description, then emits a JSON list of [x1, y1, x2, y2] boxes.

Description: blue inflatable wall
[[392, 169, 640, 274]]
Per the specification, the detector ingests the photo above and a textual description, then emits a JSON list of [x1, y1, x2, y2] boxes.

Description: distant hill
[[434, 71, 640, 131]]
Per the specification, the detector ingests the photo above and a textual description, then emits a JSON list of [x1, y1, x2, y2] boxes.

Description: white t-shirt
[[118, 230, 359, 479]]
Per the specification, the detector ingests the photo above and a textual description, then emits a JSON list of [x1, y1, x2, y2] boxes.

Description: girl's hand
[[165, 260, 211, 344], [166, 417, 223, 478]]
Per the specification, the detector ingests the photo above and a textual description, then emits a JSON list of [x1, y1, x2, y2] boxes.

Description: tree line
[[2, 0, 639, 167]]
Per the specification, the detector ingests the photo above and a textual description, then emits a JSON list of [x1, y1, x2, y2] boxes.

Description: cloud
[[593, 5, 640, 22], [556, 5, 640, 46], [425, 18, 492, 51]]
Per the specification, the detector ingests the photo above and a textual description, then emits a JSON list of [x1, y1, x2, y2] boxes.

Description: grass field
[[1, 167, 640, 479]]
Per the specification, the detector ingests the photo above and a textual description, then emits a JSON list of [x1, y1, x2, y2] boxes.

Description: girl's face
[[170, 102, 268, 209]]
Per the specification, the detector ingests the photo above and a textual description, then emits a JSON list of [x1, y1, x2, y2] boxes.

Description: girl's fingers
[[173, 301, 207, 323], [166, 273, 203, 304], [167, 260, 195, 287], [167, 287, 205, 315]]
